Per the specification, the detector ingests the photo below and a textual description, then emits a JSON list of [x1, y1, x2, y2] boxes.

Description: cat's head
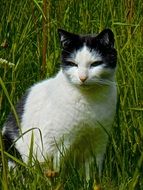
[[58, 29, 117, 87]]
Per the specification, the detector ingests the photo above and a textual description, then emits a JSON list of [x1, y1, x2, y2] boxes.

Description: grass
[[0, 0, 143, 189]]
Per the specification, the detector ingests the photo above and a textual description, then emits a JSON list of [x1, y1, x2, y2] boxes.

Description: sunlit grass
[[0, 0, 143, 189]]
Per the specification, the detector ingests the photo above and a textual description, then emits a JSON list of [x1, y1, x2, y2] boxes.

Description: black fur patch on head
[[58, 28, 117, 69], [58, 29, 83, 69]]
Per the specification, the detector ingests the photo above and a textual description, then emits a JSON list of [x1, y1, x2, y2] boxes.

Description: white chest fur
[[16, 71, 117, 164]]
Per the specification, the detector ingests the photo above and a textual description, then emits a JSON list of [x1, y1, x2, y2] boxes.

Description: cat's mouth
[[78, 82, 94, 89]]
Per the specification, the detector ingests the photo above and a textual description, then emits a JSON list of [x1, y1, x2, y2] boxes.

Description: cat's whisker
[[94, 78, 116, 86]]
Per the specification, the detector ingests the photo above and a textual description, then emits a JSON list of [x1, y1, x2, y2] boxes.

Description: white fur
[[15, 46, 117, 173]]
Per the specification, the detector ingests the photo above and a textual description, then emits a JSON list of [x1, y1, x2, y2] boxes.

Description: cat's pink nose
[[79, 76, 88, 82]]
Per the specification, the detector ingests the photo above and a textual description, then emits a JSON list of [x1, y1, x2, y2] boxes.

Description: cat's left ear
[[58, 29, 79, 48], [97, 29, 115, 47]]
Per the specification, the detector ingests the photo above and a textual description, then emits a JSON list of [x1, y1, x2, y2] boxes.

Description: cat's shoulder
[[26, 71, 65, 102], [29, 72, 60, 94]]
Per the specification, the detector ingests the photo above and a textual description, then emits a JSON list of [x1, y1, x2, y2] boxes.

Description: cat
[[2, 28, 117, 178]]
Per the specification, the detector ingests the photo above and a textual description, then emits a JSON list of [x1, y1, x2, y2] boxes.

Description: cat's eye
[[91, 61, 103, 67], [66, 61, 77, 67]]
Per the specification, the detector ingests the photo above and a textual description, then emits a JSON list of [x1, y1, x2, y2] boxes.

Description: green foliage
[[0, 0, 143, 189]]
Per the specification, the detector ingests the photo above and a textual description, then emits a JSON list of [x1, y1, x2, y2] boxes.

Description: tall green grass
[[0, 0, 143, 189]]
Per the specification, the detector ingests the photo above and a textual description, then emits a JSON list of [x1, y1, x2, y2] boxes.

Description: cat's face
[[58, 29, 117, 87]]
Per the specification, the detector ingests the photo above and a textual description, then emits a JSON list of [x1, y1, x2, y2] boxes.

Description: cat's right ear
[[58, 29, 79, 48]]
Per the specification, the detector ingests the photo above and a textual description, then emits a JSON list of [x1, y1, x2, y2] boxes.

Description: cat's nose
[[79, 75, 88, 82]]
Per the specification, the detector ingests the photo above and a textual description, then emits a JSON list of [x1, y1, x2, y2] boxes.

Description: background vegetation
[[0, 0, 143, 189]]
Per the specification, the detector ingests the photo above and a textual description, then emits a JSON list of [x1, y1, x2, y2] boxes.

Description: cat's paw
[[93, 184, 102, 190], [44, 170, 59, 178]]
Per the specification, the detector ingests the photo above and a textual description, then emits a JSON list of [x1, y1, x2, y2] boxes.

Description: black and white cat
[[2, 29, 117, 176]]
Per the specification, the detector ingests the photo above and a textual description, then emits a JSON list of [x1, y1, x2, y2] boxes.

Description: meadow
[[0, 0, 143, 189]]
